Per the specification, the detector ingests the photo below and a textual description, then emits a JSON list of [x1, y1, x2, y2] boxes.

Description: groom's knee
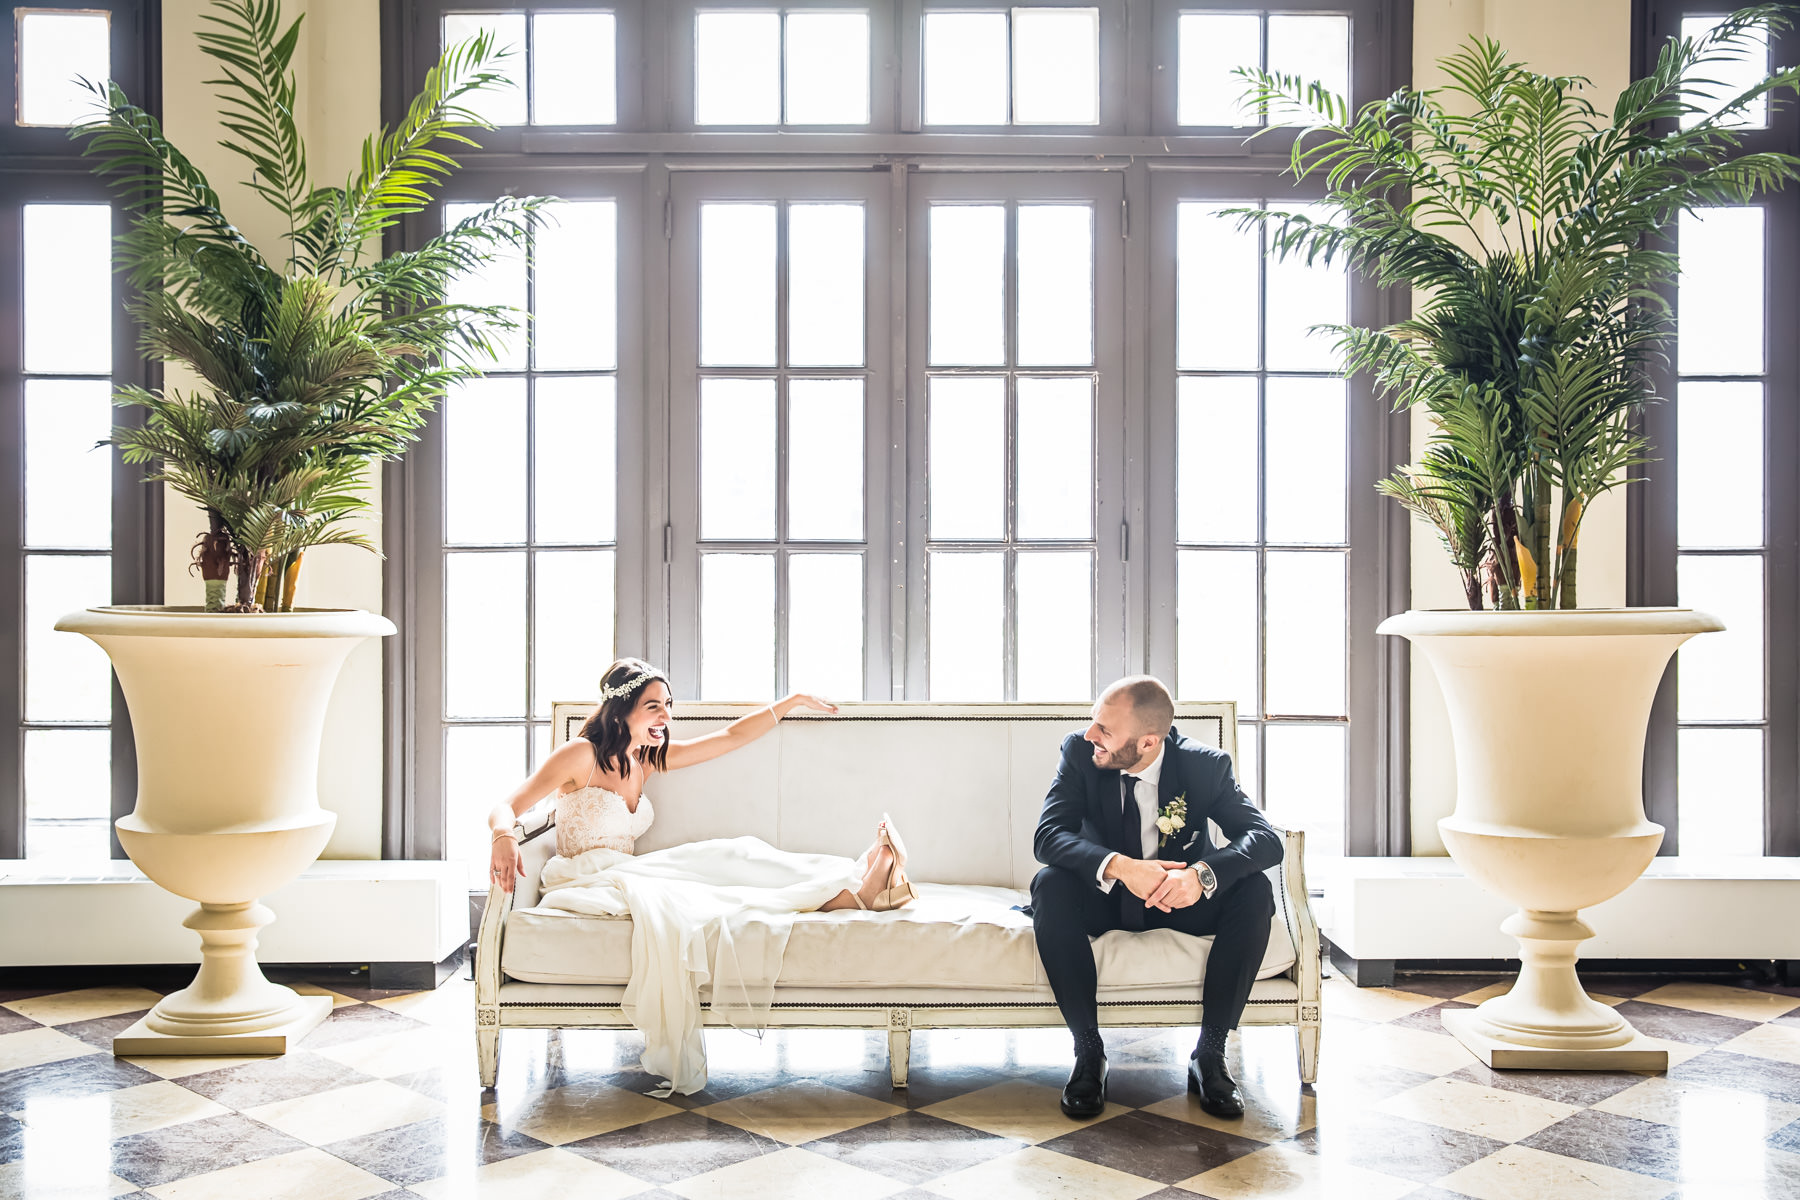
[[1030, 865, 1086, 918], [1218, 869, 1275, 923]]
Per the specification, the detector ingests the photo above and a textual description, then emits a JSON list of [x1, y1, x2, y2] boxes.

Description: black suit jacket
[[1033, 725, 1284, 895]]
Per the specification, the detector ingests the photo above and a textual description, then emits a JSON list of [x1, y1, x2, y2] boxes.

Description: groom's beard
[[1100, 739, 1144, 771]]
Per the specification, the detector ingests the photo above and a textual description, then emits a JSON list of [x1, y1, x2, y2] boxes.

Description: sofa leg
[[1297, 1023, 1320, 1085], [478, 1025, 500, 1088], [887, 1012, 912, 1089]]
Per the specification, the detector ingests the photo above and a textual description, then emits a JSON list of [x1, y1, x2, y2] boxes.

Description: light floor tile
[[243, 1078, 444, 1145], [1321, 981, 1444, 1023], [369, 984, 471, 1026], [1142, 1087, 1316, 1144], [1437, 1143, 1675, 1200], [697, 1079, 903, 1144], [481, 1080, 678, 1145], [1594, 1075, 1800, 1135], [3, 988, 162, 1027], [11, 1079, 230, 1139], [923, 1145, 1162, 1200], [1633, 983, 1800, 1023], [1718, 1021, 1800, 1065], [117, 1053, 277, 1079], [0, 1026, 102, 1072], [1178, 1140, 1419, 1200], [920, 1080, 1128, 1144], [409, 1146, 650, 1200], [312, 1027, 465, 1078], [669, 1146, 907, 1200], [144, 1147, 391, 1200], [290, 984, 360, 1010], [1376, 1076, 1580, 1142], [1324, 1022, 1477, 1077], [0, 1159, 140, 1199]]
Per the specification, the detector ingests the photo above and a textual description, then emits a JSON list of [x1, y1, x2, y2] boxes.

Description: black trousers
[[1030, 862, 1276, 1035]]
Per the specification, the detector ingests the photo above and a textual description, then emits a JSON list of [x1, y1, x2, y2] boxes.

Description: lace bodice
[[555, 786, 655, 858]]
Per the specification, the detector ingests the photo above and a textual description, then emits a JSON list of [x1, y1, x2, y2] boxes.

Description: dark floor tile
[[891, 1065, 1063, 1109], [355, 1191, 421, 1200], [1770, 1116, 1800, 1156], [803, 1110, 1025, 1185], [1446, 1063, 1649, 1106], [1579, 974, 1689, 1000], [1672, 1050, 1800, 1104], [1042, 1109, 1265, 1185], [298, 1002, 428, 1050], [1519, 1108, 1679, 1181], [53, 1009, 151, 1051], [1610, 1000, 1760, 1046], [0, 1008, 41, 1035], [560, 1111, 782, 1184], [322, 1116, 548, 1186], [1390, 976, 1509, 1001], [1319, 1064, 1443, 1104], [110, 1112, 308, 1188], [1390, 1003, 1476, 1036], [1104, 1061, 1190, 1108], [0, 989, 61, 1005], [1398, 1188, 1483, 1200], [0, 1053, 160, 1110], [175, 1051, 375, 1109], [1295, 1110, 1506, 1185], [389, 1067, 448, 1102], [0, 1114, 24, 1165]]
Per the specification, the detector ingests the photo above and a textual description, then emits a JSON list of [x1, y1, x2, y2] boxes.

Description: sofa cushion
[[502, 881, 1298, 989]]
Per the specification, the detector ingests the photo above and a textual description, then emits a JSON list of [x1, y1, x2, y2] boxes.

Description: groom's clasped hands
[[1106, 855, 1205, 913]]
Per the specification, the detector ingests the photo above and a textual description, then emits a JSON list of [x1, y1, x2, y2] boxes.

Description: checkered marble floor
[[4, 970, 1800, 1199]]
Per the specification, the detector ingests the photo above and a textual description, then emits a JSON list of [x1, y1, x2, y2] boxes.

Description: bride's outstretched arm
[[661, 692, 838, 771], [485, 739, 590, 893]]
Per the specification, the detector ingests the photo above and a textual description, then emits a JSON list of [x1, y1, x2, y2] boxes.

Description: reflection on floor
[[2, 969, 1800, 1198]]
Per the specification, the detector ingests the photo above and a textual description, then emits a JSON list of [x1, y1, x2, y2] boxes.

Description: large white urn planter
[[1379, 607, 1723, 1070], [56, 606, 395, 1055]]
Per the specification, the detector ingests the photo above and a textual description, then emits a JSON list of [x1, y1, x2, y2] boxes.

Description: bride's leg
[[816, 841, 897, 911]]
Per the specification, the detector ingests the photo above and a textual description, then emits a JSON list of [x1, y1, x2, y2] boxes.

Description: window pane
[[1678, 554, 1764, 722], [1263, 724, 1344, 858], [1678, 727, 1763, 856], [25, 730, 111, 863], [445, 551, 525, 718], [1177, 13, 1259, 126], [17, 11, 108, 127], [1264, 551, 1346, 717], [445, 200, 528, 370], [1234, 722, 1259, 803], [25, 555, 112, 722], [701, 554, 775, 700], [534, 201, 617, 371], [696, 12, 781, 125], [1265, 377, 1346, 544], [1678, 381, 1762, 549], [929, 552, 1003, 699], [789, 204, 865, 367], [786, 12, 871, 125], [1680, 17, 1768, 130], [1178, 376, 1257, 544], [788, 379, 864, 541], [929, 376, 1005, 539], [1177, 203, 1259, 371], [535, 376, 616, 545], [789, 553, 864, 702], [532, 12, 616, 125], [25, 379, 111, 550], [1177, 549, 1257, 716], [924, 12, 1008, 125], [1267, 16, 1350, 123], [23, 205, 112, 374], [1016, 551, 1091, 701], [1679, 207, 1764, 375], [533, 724, 551, 771], [447, 725, 527, 889], [701, 203, 778, 366], [1265, 205, 1345, 371], [445, 376, 526, 545], [1015, 377, 1092, 539], [929, 205, 1007, 365], [1013, 8, 1099, 125], [1016, 205, 1094, 366], [700, 378, 777, 540], [534, 550, 615, 718], [443, 14, 527, 126]]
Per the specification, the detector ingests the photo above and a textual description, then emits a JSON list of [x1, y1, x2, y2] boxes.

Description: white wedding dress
[[521, 783, 864, 1095]]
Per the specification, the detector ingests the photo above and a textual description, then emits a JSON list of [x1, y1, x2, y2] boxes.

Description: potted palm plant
[[1239, 7, 1800, 1068], [54, 0, 548, 1054]]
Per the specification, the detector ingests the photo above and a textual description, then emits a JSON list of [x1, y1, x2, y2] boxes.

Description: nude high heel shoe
[[870, 814, 917, 911]]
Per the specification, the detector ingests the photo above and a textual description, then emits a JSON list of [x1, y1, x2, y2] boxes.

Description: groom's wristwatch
[[1191, 862, 1218, 899]]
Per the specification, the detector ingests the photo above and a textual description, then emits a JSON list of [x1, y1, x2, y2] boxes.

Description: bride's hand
[[785, 692, 840, 715], [490, 836, 524, 894]]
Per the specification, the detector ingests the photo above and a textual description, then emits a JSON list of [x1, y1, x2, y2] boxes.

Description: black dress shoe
[[1188, 1053, 1245, 1118], [1060, 1050, 1108, 1118]]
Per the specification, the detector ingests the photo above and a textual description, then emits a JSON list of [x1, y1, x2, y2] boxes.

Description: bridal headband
[[599, 669, 657, 702]]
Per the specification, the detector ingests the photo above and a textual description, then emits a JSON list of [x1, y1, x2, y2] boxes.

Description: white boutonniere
[[1155, 792, 1187, 848]]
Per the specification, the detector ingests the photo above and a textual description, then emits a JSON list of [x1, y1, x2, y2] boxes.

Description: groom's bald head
[[1099, 676, 1175, 740]]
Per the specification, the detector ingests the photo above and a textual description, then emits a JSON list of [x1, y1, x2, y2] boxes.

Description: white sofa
[[474, 702, 1321, 1089]]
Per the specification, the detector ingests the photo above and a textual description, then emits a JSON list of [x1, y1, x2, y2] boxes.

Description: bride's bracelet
[[491, 827, 518, 843]]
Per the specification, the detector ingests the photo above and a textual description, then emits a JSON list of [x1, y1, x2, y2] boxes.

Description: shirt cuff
[[1097, 852, 1118, 893], [1194, 861, 1218, 899]]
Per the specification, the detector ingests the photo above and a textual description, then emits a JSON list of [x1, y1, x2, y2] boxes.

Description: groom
[[1031, 676, 1282, 1119]]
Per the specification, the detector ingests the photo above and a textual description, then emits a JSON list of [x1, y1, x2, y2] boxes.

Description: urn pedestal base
[[1442, 1009, 1668, 1070], [113, 996, 331, 1056]]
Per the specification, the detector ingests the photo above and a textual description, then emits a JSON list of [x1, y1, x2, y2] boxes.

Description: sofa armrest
[[514, 800, 555, 846], [475, 878, 513, 1021], [1274, 828, 1320, 1005]]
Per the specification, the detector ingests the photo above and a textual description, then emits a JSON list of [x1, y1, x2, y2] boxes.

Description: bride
[[484, 657, 915, 1094]]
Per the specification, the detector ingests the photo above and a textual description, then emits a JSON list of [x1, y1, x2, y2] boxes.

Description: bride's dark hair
[[579, 657, 672, 779]]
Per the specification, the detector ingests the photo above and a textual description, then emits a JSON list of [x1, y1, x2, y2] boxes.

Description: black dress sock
[[1195, 1023, 1230, 1063], [1072, 1026, 1105, 1060]]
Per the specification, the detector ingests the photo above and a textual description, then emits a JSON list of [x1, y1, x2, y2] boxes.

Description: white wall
[[160, 0, 384, 857], [1406, 0, 1633, 853]]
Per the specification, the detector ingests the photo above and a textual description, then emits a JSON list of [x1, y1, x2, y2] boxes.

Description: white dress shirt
[[1097, 745, 1216, 899]]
